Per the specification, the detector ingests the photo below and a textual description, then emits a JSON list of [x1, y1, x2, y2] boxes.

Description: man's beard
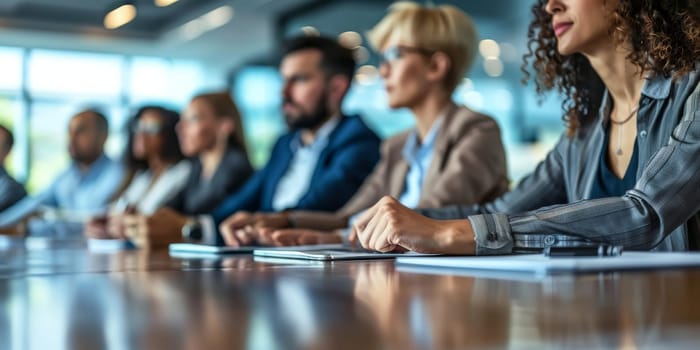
[[70, 151, 98, 166], [284, 90, 330, 130]]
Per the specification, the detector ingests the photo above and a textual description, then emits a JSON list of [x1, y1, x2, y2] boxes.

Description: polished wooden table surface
[[2, 238, 700, 350]]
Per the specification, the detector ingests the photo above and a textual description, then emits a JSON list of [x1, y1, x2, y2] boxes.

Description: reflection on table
[[1, 237, 700, 349]]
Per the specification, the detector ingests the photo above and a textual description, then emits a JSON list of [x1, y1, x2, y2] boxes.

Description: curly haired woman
[[353, 0, 700, 255]]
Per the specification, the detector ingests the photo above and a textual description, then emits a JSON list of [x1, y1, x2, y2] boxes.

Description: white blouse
[[115, 160, 191, 215]]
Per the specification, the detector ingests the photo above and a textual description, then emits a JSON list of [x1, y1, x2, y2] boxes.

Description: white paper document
[[87, 239, 134, 252], [396, 252, 700, 274]]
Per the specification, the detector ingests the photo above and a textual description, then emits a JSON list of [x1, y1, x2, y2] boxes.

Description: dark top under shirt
[[589, 127, 639, 199], [166, 147, 253, 215]]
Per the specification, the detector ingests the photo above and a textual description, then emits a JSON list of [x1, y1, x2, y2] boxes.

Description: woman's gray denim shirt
[[419, 69, 700, 255]]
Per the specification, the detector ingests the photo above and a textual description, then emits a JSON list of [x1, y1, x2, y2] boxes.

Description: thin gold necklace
[[610, 105, 639, 156]]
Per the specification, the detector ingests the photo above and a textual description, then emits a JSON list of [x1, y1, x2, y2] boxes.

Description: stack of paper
[[396, 252, 700, 274]]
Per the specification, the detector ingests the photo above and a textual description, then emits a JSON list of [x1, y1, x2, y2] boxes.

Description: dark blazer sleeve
[[0, 176, 27, 212], [211, 168, 266, 224], [210, 141, 284, 224], [292, 118, 381, 212]]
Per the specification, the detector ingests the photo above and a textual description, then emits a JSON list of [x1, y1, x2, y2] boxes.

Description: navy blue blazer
[[211, 114, 380, 225]]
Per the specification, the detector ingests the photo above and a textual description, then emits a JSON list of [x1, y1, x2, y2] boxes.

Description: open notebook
[[396, 252, 700, 274], [253, 246, 436, 261]]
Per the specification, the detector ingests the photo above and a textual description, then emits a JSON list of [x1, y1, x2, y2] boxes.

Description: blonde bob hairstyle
[[367, 1, 478, 93]]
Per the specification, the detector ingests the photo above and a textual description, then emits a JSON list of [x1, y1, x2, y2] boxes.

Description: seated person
[[114, 106, 190, 214], [352, 0, 700, 255], [224, 2, 510, 247], [86, 106, 191, 240], [166, 92, 253, 214], [110, 35, 381, 248], [0, 124, 26, 213], [0, 110, 124, 235]]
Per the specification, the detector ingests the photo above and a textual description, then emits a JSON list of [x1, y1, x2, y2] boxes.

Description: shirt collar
[[291, 114, 342, 151], [598, 72, 674, 126], [641, 73, 673, 100], [71, 154, 110, 178], [314, 114, 341, 145], [402, 114, 445, 163]]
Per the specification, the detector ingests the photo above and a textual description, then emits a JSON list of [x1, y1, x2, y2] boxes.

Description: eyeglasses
[[378, 45, 435, 65], [132, 122, 163, 135], [180, 114, 203, 124]]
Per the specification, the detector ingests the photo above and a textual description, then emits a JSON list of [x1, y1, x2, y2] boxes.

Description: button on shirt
[[0, 155, 124, 226], [398, 118, 444, 208], [272, 116, 341, 211]]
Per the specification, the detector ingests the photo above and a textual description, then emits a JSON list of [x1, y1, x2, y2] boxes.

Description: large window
[[27, 102, 73, 192], [129, 57, 208, 106], [0, 46, 211, 193], [0, 47, 23, 92], [0, 47, 25, 183], [28, 50, 124, 100], [233, 66, 286, 167]]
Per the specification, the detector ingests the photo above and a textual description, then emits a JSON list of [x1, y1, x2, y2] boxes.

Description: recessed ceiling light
[[104, 1, 137, 30], [155, 0, 179, 7], [483, 57, 504, 77], [177, 5, 234, 41], [338, 31, 362, 49], [479, 39, 500, 59]]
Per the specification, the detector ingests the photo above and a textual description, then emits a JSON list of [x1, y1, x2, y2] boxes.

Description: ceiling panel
[[0, 0, 536, 81], [0, 0, 229, 38]]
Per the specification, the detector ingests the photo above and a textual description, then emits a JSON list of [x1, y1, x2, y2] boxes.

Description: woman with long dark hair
[[85, 105, 190, 240], [114, 105, 190, 214]]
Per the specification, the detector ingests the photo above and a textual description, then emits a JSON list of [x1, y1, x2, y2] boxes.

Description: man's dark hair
[[79, 108, 109, 135], [0, 124, 13, 154], [282, 35, 357, 82]]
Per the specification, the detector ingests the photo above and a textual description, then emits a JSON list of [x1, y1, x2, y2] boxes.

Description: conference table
[[2, 237, 700, 349]]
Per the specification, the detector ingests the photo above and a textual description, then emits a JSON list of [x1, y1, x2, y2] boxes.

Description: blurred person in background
[[165, 92, 253, 214], [0, 110, 124, 235], [0, 124, 26, 213], [85, 106, 190, 240], [113, 106, 189, 214], [229, 2, 509, 247]]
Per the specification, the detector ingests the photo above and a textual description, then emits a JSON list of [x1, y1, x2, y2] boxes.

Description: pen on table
[[544, 245, 623, 257]]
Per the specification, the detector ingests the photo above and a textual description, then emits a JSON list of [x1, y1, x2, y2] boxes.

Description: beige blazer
[[336, 104, 509, 219]]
